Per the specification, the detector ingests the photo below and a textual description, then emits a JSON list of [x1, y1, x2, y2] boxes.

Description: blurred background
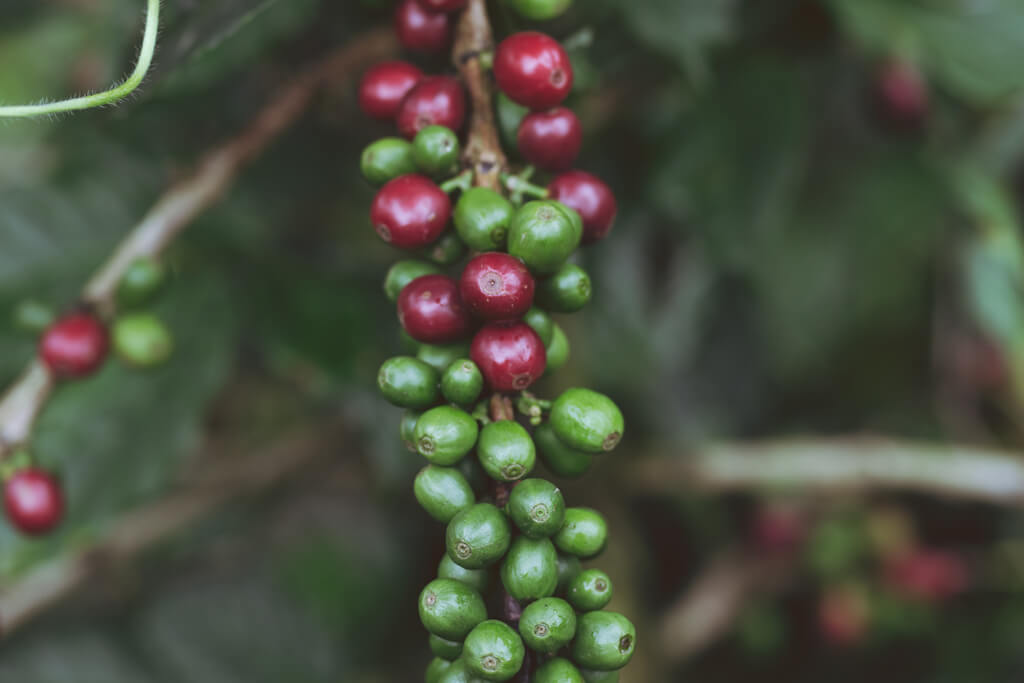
[[3, 0, 1024, 680]]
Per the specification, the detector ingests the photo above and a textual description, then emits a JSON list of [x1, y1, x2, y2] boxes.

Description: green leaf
[[621, 0, 738, 82]]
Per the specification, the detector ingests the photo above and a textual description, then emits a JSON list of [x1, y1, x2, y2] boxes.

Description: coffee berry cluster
[[362, 1, 635, 681]]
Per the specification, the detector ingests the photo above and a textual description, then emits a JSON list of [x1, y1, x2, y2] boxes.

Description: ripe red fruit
[[396, 76, 467, 140], [4, 468, 63, 536], [548, 170, 617, 244], [398, 274, 474, 344], [517, 107, 582, 172], [817, 586, 869, 646], [370, 175, 451, 248], [394, 0, 452, 54], [883, 549, 968, 602], [470, 321, 546, 391], [460, 253, 535, 320], [876, 59, 929, 126], [751, 502, 806, 554], [494, 32, 573, 110], [358, 61, 423, 121], [417, 0, 468, 11], [39, 311, 108, 378]]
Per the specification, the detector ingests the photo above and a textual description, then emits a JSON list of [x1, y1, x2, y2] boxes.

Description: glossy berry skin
[[494, 32, 573, 110], [568, 568, 613, 611], [4, 468, 63, 536], [446, 502, 512, 569], [418, 0, 468, 12], [518, 597, 577, 653], [396, 76, 466, 140], [398, 274, 474, 344], [419, 578, 488, 640], [545, 324, 570, 373], [454, 188, 515, 251], [112, 313, 174, 368], [417, 341, 471, 373], [358, 61, 423, 120], [496, 92, 530, 152], [361, 137, 418, 186], [384, 259, 442, 302], [517, 107, 582, 171], [377, 356, 439, 409], [522, 307, 554, 346], [508, 200, 582, 274], [507, 477, 565, 538], [548, 171, 617, 244], [460, 253, 535, 320], [478, 420, 536, 482], [424, 231, 468, 266], [535, 422, 591, 477], [414, 405, 479, 465], [557, 554, 583, 592], [571, 611, 636, 671], [550, 387, 624, 453], [415, 465, 476, 523], [426, 657, 454, 683], [438, 553, 489, 594], [371, 175, 451, 248], [430, 634, 464, 661], [436, 660, 478, 683], [400, 410, 421, 451], [441, 359, 484, 405], [39, 311, 109, 378], [538, 263, 591, 312], [554, 507, 608, 558], [463, 620, 526, 681], [470, 321, 547, 391], [394, 0, 452, 54], [413, 125, 461, 177], [500, 536, 559, 601], [534, 658, 584, 683]]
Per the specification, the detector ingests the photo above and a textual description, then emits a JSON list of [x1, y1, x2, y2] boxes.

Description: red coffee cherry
[[817, 585, 869, 646], [494, 31, 573, 110], [876, 59, 929, 126], [4, 468, 63, 536], [418, 0, 468, 11], [39, 311, 109, 378], [358, 61, 423, 121], [548, 170, 617, 244], [470, 321, 546, 391], [883, 549, 968, 602], [517, 107, 581, 172], [396, 76, 467, 140], [398, 274, 474, 344], [394, 0, 452, 54], [370, 174, 451, 248], [460, 253, 535, 320]]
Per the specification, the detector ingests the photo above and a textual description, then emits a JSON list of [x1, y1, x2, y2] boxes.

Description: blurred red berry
[[818, 585, 870, 646], [394, 0, 452, 54], [4, 468, 63, 536], [517, 107, 582, 172], [548, 170, 617, 244], [39, 311, 108, 378], [751, 502, 806, 553], [396, 76, 467, 140], [876, 59, 929, 126], [358, 61, 423, 121], [883, 549, 969, 602]]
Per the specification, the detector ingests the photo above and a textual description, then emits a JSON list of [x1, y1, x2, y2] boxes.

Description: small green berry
[[567, 568, 613, 611], [438, 553, 489, 593], [425, 230, 468, 266], [534, 657, 585, 683], [426, 656, 455, 683], [554, 507, 608, 558], [477, 420, 536, 482], [429, 633, 464, 661], [522, 307, 554, 346], [535, 422, 592, 477], [117, 257, 167, 308], [463, 620, 526, 681], [550, 388, 624, 453], [454, 188, 515, 251], [506, 477, 565, 538], [415, 466, 476, 523], [436, 659, 481, 683], [384, 260, 443, 302], [11, 299, 55, 334], [419, 578, 488, 640], [545, 324, 570, 373], [446, 502, 512, 569], [509, 0, 573, 21], [361, 137, 417, 186], [518, 597, 577, 653], [537, 263, 591, 313], [400, 410, 421, 451], [557, 553, 583, 592], [495, 92, 529, 153], [500, 536, 559, 601], [418, 342, 472, 373], [413, 125, 461, 176], [414, 406, 479, 465], [377, 356, 439, 409], [571, 611, 636, 671], [441, 359, 484, 406], [112, 313, 173, 367], [508, 200, 582, 274]]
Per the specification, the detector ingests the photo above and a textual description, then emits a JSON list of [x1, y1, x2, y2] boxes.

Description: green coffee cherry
[[554, 507, 608, 558], [426, 656, 454, 683], [509, 0, 573, 21], [415, 466, 476, 523], [430, 633, 464, 661], [454, 188, 515, 251], [581, 669, 619, 683], [535, 657, 585, 683], [413, 125, 461, 176], [522, 307, 554, 346], [518, 597, 577, 653], [495, 92, 529, 153], [557, 553, 583, 592], [112, 313, 174, 367], [438, 553, 490, 593], [400, 410, 421, 452], [537, 263, 591, 313], [418, 342, 472, 373], [442, 359, 484, 405], [463, 620, 526, 681], [568, 568, 613, 611], [508, 201, 582, 274], [458, 455, 488, 496], [425, 231, 468, 266], [506, 478, 565, 538], [477, 420, 536, 482], [436, 659, 481, 683], [535, 422, 592, 477], [400, 328, 421, 353], [500, 536, 558, 601], [414, 406, 479, 465], [11, 299, 55, 334], [550, 388, 624, 453], [419, 578, 488, 640], [571, 611, 636, 671], [377, 356, 439, 409], [361, 137, 417, 186], [117, 257, 167, 308], [384, 260, 442, 302], [545, 324, 570, 373], [446, 503, 512, 569]]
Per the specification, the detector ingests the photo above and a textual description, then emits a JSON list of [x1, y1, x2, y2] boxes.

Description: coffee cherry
[[554, 507, 608, 558], [522, 306, 554, 346], [384, 260, 443, 302], [508, 200, 582, 274], [3, 468, 63, 536], [470, 321, 547, 391], [537, 263, 591, 312], [478, 420, 536, 482], [441, 358, 484, 405], [358, 60, 423, 120], [420, 578, 488, 640], [818, 584, 870, 645], [398, 274, 474, 344], [550, 388, 624, 453], [427, 657, 454, 683], [454, 188, 515, 251], [378, 356, 439, 408], [501, 536, 559, 600], [117, 257, 166, 309], [517, 107, 582, 171], [12, 299, 55, 334], [425, 231, 469, 266], [362, 137, 418, 186], [413, 125, 461, 176], [371, 175, 451, 248], [572, 611, 636, 672], [460, 253, 535, 320], [418, 341, 472, 373], [534, 658, 585, 683], [430, 633, 464, 661], [877, 59, 929, 126], [420, 0, 468, 10], [883, 549, 968, 602], [400, 410, 421, 451], [496, 92, 530, 152], [112, 313, 174, 368], [446, 502, 512, 569], [509, 0, 573, 21], [414, 405, 479, 465], [40, 311, 109, 378], [436, 659, 479, 683], [545, 324, 570, 373], [580, 670, 619, 683], [438, 553, 489, 593], [415, 465, 476, 522], [396, 76, 466, 140], [463, 620, 526, 681], [535, 421, 591, 477], [518, 597, 576, 653], [548, 171, 617, 244], [507, 477, 565, 538], [557, 553, 583, 592], [567, 568, 613, 611], [494, 32, 573, 110], [394, 0, 452, 54]]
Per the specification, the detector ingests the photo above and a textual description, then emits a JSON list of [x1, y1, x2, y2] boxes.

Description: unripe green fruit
[[11, 299, 55, 334], [454, 188, 515, 251], [425, 231, 468, 266], [571, 611, 636, 671], [581, 669, 619, 682], [436, 659, 481, 683], [426, 656, 454, 683], [117, 257, 167, 308], [500, 536, 559, 601], [477, 420, 536, 482], [522, 307, 554, 347], [545, 324, 570, 373], [463, 620, 526, 681], [509, 0, 573, 21], [557, 553, 583, 592], [377, 356, 439, 409], [415, 466, 476, 523], [568, 568, 613, 611], [414, 406, 479, 465], [506, 478, 565, 538], [446, 502, 512, 569], [554, 507, 608, 558], [508, 200, 582, 274], [535, 422, 592, 477], [550, 388, 624, 453], [419, 578, 488, 640], [113, 313, 173, 367], [400, 410, 422, 451], [438, 553, 489, 593], [537, 263, 591, 313], [534, 657, 585, 683], [519, 597, 577, 653], [400, 328, 421, 353], [441, 359, 484, 406], [384, 260, 442, 302], [495, 92, 529, 153], [361, 137, 417, 186], [418, 342, 472, 373], [413, 125, 461, 176], [430, 634, 464, 661]]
